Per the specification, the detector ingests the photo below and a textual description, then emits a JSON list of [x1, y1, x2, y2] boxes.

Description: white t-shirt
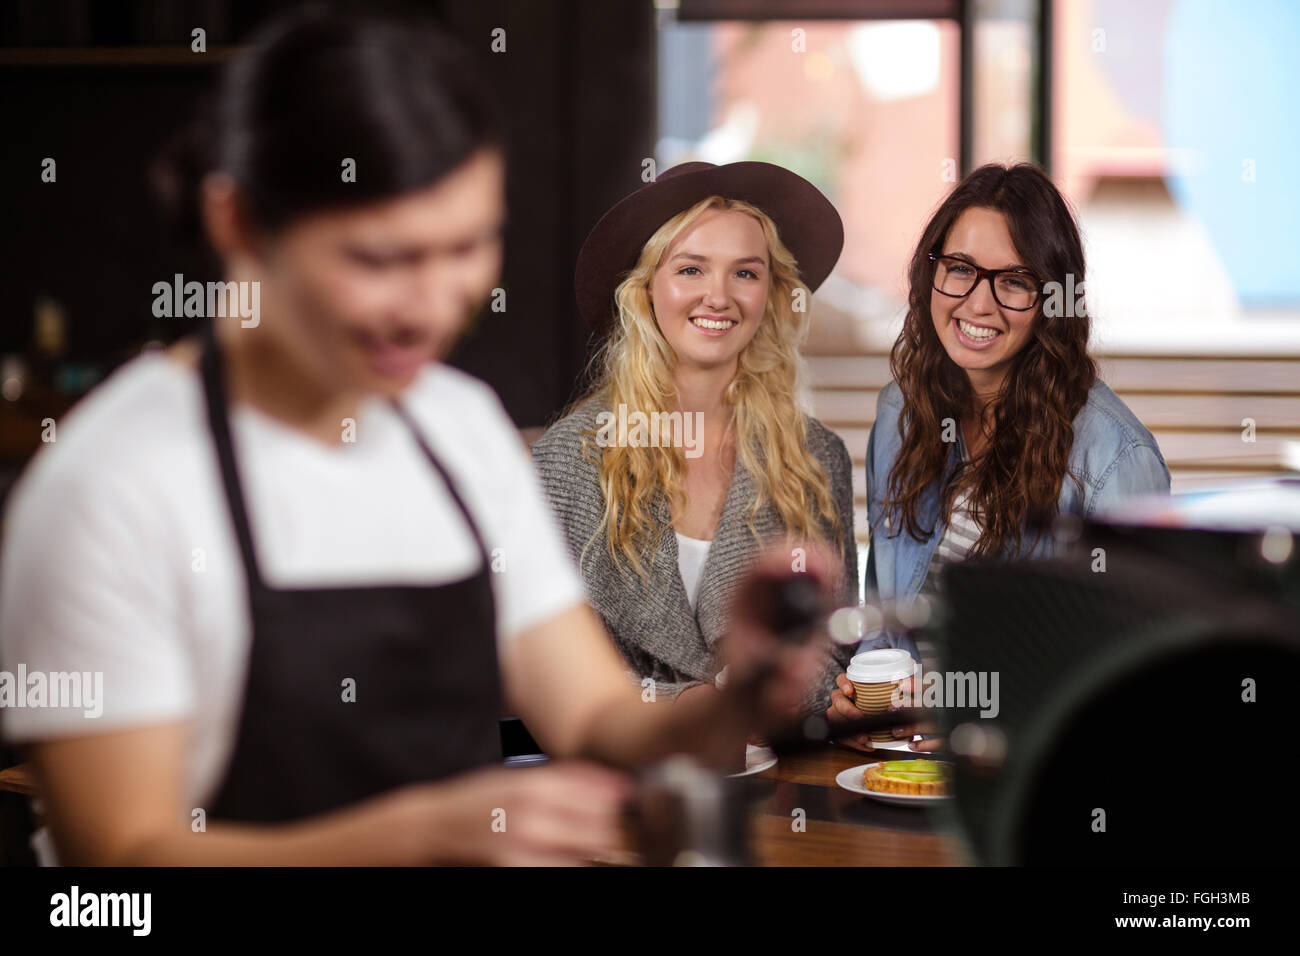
[[674, 532, 711, 610], [0, 352, 587, 812]]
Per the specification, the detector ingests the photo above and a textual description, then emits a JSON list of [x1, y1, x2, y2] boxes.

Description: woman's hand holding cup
[[826, 672, 876, 752], [887, 674, 944, 752], [825, 654, 944, 752]]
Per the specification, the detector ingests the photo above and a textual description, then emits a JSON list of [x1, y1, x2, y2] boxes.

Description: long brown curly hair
[[883, 163, 1097, 558]]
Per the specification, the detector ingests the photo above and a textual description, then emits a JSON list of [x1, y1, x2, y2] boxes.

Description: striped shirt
[[922, 488, 981, 594], [922, 434, 982, 595]]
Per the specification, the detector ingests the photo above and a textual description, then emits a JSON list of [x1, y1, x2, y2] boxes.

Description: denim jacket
[[859, 378, 1171, 660]]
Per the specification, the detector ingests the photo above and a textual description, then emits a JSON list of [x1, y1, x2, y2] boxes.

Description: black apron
[[199, 326, 504, 823]]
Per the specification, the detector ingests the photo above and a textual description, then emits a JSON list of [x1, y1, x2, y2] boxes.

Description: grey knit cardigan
[[531, 396, 859, 713]]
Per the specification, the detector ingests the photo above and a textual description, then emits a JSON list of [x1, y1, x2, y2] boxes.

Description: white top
[[674, 532, 711, 610], [0, 352, 588, 814]]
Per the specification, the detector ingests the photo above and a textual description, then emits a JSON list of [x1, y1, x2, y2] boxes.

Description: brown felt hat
[[574, 161, 845, 329]]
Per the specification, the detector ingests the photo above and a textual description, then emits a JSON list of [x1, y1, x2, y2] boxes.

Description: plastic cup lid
[[846, 648, 916, 683]]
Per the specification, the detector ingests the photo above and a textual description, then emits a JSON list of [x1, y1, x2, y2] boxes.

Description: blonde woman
[[533, 162, 856, 715]]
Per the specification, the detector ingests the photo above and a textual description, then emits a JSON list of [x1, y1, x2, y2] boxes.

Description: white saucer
[[728, 744, 778, 777], [835, 762, 952, 806], [860, 737, 921, 752]]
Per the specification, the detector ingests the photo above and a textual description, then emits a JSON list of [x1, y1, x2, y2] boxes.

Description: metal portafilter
[[722, 574, 832, 706], [624, 756, 754, 866], [755, 573, 826, 644]]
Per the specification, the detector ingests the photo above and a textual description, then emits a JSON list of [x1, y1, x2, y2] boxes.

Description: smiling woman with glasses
[[824, 162, 1172, 753]]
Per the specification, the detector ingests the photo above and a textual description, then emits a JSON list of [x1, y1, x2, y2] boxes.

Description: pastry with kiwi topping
[[862, 760, 950, 796]]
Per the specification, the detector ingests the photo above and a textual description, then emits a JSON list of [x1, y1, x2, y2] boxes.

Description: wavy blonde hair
[[578, 195, 839, 581]]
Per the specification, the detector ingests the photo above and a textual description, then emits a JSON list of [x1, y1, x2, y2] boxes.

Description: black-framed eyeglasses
[[927, 254, 1042, 311]]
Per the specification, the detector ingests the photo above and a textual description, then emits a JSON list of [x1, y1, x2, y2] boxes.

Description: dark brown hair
[[883, 162, 1097, 558], [151, 2, 503, 251]]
